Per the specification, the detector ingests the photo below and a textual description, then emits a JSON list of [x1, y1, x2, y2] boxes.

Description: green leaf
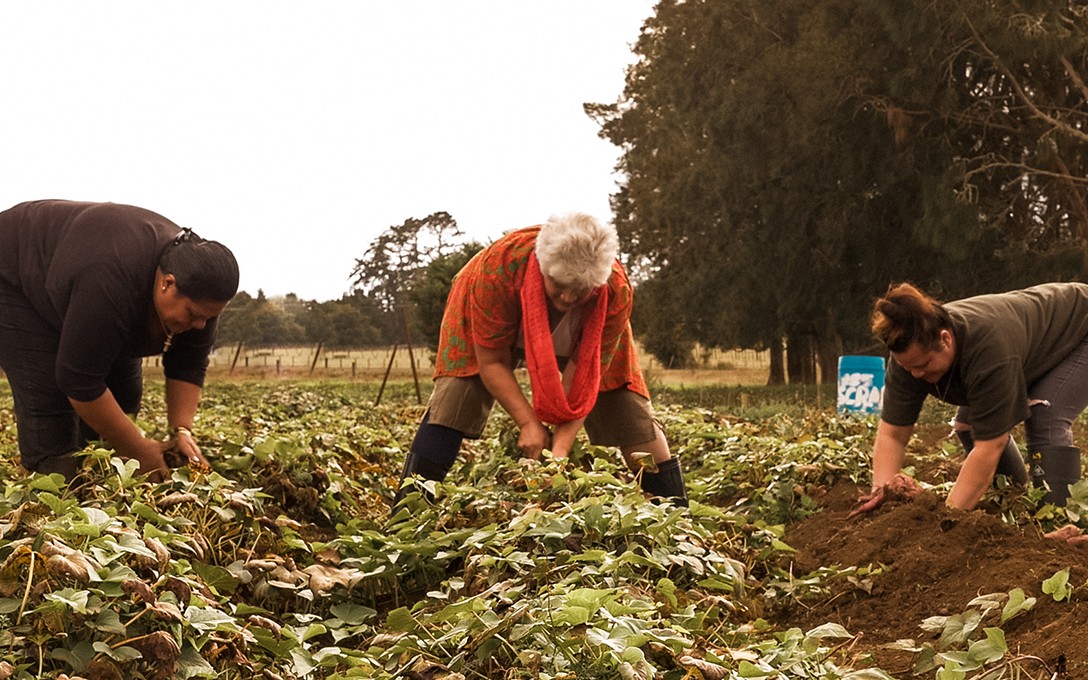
[[92, 641, 142, 662], [329, 602, 377, 625], [92, 609, 128, 635], [582, 503, 610, 534], [805, 622, 853, 639], [935, 660, 966, 680], [937, 611, 982, 650], [29, 474, 66, 493], [552, 605, 592, 627], [737, 659, 770, 677], [0, 598, 22, 614], [290, 647, 318, 677], [385, 607, 418, 633], [1000, 588, 1035, 622], [49, 641, 96, 671], [177, 643, 217, 678], [42, 587, 91, 614], [1042, 569, 1072, 602], [189, 562, 239, 596], [911, 645, 938, 674], [184, 605, 242, 633], [298, 623, 329, 642], [965, 627, 1006, 665], [39, 491, 78, 516], [432, 596, 488, 622], [131, 501, 169, 524], [656, 577, 678, 608], [841, 670, 897, 679]]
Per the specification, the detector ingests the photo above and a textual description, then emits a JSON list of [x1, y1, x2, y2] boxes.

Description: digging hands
[[517, 420, 554, 460], [848, 473, 923, 519], [163, 430, 212, 473]]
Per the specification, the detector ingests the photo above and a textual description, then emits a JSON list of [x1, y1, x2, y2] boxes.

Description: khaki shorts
[[425, 375, 659, 448]]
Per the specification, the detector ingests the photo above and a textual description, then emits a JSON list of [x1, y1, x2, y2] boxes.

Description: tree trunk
[[786, 330, 818, 385], [816, 330, 843, 385], [767, 336, 786, 385]]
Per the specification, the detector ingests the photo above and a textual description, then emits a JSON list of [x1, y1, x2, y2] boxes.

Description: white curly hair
[[534, 212, 619, 290]]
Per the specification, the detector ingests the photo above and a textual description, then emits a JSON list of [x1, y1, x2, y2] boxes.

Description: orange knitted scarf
[[520, 252, 609, 424]]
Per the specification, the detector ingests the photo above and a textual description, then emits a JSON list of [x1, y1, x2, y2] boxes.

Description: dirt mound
[[774, 481, 1088, 675]]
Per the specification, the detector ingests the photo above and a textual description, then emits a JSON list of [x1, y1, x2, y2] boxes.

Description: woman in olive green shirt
[[864, 282, 1088, 511]]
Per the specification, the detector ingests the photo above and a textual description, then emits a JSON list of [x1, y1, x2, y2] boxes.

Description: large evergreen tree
[[591, 0, 1087, 383]]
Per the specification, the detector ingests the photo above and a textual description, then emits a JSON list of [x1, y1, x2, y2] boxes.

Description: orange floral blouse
[[434, 226, 649, 398]]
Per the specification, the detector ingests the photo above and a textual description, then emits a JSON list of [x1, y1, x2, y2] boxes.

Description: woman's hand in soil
[[164, 429, 211, 473], [130, 440, 171, 482], [847, 473, 923, 518], [517, 420, 553, 460]]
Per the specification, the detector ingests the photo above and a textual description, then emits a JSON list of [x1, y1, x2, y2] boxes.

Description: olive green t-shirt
[[882, 283, 1088, 439]]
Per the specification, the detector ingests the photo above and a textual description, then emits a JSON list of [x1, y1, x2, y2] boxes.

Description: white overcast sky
[[0, 1, 657, 302]]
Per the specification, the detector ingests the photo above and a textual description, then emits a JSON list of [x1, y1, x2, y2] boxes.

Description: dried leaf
[[83, 660, 123, 680], [158, 492, 200, 509], [122, 579, 156, 603], [132, 630, 181, 676], [143, 536, 171, 571], [678, 655, 729, 679], [148, 600, 183, 622], [247, 614, 282, 637], [303, 563, 362, 595], [161, 576, 192, 605], [45, 550, 98, 583]]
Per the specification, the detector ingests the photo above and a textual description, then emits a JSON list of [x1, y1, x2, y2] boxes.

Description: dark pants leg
[[1022, 336, 1088, 505], [639, 458, 689, 506], [0, 283, 142, 478], [953, 426, 1029, 485]]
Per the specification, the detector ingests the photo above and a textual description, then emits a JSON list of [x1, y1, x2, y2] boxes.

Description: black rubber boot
[[395, 451, 457, 494], [1029, 445, 1082, 506], [955, 430, 1029, 486], [638, 458, 688, 506], [392, 415, 464, 508]]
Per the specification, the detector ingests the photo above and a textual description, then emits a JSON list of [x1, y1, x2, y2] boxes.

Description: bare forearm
[[947, 435, 1005, 510], [871, 420, 914, 489], [165, 378, 202, 430], [476, 345, 536, 427], [550, 419, 585, 457], [69, 391, 147, 457]]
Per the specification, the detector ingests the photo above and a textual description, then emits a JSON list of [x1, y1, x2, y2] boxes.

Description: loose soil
[[771, 422, 1088, 677]]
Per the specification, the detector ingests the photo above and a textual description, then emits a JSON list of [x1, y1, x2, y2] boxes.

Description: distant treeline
[[216, 290, 414, 349]]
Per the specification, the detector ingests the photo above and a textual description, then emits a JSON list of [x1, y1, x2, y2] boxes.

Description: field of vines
[[0, 379, 1087, 679]]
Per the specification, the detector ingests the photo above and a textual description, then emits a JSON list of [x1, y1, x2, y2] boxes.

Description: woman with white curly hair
[[394, 212, 687, 507]]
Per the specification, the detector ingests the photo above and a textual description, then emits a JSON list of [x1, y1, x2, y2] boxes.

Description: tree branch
[[963, 14, 1088, 144], [962, 159, 1088, 187], [1060, 55, 1088, 102]]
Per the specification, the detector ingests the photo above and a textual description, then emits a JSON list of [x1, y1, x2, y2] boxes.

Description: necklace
[[936, 354, 957, 403], [160, 317, 175, 353]]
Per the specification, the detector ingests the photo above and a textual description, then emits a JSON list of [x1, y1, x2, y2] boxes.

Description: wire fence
[[137, 343, 772, 378]]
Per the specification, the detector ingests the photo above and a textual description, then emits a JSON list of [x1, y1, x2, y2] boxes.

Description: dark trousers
[[0, 283, 143, 477]]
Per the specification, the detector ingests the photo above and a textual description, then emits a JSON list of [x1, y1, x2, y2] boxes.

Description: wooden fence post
[[375, 344, 399, 406], [230, 341, 244, 374]]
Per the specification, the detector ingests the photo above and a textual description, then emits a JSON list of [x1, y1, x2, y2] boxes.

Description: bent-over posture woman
[[394, 212, 687, 506], [863, 282, 1088, 511], [0, 199, 239, 479]]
